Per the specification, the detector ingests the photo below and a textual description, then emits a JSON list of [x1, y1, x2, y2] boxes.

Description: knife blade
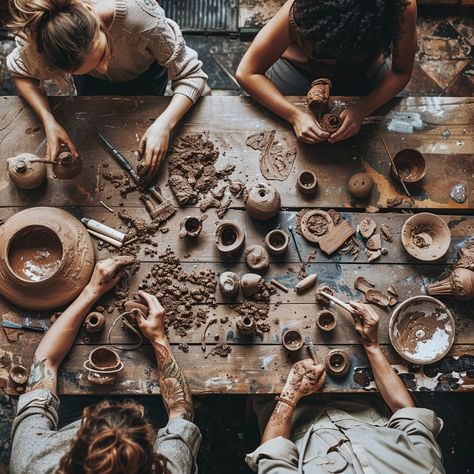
[[2, 320, 46, 333]]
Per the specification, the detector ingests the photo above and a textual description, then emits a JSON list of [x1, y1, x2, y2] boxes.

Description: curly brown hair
[[57, 400, 169, 474]]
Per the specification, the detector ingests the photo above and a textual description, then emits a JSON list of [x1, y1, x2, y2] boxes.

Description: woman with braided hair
[[7, 0, 208, 181], [236, 0, 417, 144]]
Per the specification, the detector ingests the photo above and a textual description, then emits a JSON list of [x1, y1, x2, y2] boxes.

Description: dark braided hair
[[292, 0, 410, 62]]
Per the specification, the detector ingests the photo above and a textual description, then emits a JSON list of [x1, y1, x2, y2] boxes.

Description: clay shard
[[389, 296, 398, 306], [325, 349, 350, 377], [380, 224, 393, 242], [219, 271, 240, 298], [2, 311, 24, 342], [354, 276, 375, 294], [347, 173, 374, 200], [366, 233, 382, 251], [241, 273, 264, 298], [365, 289, 390, 307], [359, 218, 376, 239], [367, 249, 382, 262], [244, 182, 281, 220], [387, 285, 398, 296], [295, 274, 318, 293]]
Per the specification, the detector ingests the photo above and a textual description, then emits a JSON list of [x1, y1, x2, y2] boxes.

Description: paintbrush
[[147, 186, 177, 223], [306, 341, 319, 364], [2, 320, 45, 333], [288, 226, 302, 263], [319, 290, 359, 316], [95, 129, 142, 185]]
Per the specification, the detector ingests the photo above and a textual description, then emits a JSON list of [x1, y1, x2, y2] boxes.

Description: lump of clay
[[168, 174, 196, 206], [320, 114, 342, 133], [244, 182, 281, 220], [295, 273, 318, 293], [307, 78, 332, 114], [245, 245, 270, 271], [315, 284, 334, 305], [347, 173, 374, 200], [241, 273, 264, 297], [219, 271, 240, 298], [359, 218, 376, 239], [7, 153, 47, 190], [380, 224, 393, 242]]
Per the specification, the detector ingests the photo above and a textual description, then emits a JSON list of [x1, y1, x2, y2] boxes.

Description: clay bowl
[[401, 213, 451, 261], [282, 329, 304, 352], [215, 220, 246, 255], [88, 346, 122, 371], [300, 210, 334, 244], [325, 349, 350, 377], [389, 296, 455, 364], [316, 310, 337, 332], [265, 229, 290, 255], [9, 365, 29, 385], [391, 149, 426, 184], [0, 207, 95, 310], [296, 171, 318, 195]]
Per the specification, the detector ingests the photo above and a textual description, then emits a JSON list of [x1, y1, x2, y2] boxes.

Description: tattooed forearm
[[261, 399, 295, 443], [26, 356, 57, 392], [154, 343, 193, 421]]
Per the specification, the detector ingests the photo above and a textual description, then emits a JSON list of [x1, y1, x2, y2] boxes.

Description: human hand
[[282, 359, 326, 404], [44, 119, 78, 161], [349, 301, 380, 347], [138, 119, 171, 183], [87, 256, 136, 297], [134, 290, 166, 343], [328, 104, 365, 143], [290, 110, 330, 144]]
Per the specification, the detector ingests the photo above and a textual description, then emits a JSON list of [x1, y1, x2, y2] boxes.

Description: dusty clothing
[[247, 397, 445, 474], [10, 389, 201, 474], [6, 0, 207, 102]]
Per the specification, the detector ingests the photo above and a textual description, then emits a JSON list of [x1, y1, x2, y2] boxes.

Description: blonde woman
[[7, 0, 208, 181]]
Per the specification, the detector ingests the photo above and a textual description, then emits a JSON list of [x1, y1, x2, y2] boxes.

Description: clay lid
[[389, 296, 455, 364], [401, 213, 451, 261]]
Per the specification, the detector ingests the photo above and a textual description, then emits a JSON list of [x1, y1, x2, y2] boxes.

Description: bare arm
[[135, 291, 193, 421], [350, 302, 415, 412], [13, 76, 78, 159], [261, 359, 325, 443], [26, 256, 136, 393], [236, 0, 328, 144]]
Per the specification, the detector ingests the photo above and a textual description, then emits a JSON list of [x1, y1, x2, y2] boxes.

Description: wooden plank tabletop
[[0, 95, 473, 395]]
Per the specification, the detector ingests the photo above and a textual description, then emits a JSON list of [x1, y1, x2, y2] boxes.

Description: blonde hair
[[9, 0, 101, 72]]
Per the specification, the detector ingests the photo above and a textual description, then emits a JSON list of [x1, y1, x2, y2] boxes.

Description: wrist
[[364, 342, 381, 355], [287, 106, 303, 126], [41, 113, 56, 129], [281, 385, 301, 405], [82, 284, 103, 301], [151, 335, 168, 348]]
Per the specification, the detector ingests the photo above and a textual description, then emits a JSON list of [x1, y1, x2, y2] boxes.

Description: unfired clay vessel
[[7, 153, 47, 189], [52, 151, 83, 179], [317, 310, 337, 332], [89, 346, 121, 370], [427, 267, 474, 301], [241, 273, 263, 297], [179, 214, 207, 238], [245, 245, 270, 271], [236, 316, 256, 335], [265, 229, 290, 255], [306, 78, 332, 114], [282, 329, 304, 352], [325, 349, 350, 377], [391, 149, 426, 184], [84, 312, 106, 333], [0, 207, 95, 310], [296, 171, 318, 195], [244, 182, 281, 220], [347, 173, 374, 200], [215, 220, 246, 255], [9, 365, 28, 385], [219, 271, 240, 298]]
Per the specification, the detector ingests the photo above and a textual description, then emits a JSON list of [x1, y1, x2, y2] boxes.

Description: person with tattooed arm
[[246, 302, 445, 473], [10, 256, 201, 474]]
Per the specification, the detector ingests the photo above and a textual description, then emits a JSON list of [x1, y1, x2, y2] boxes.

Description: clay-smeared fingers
[[328, 115, 350, 143], [110, 255, 136, 274], [138, 290, 164, 315]]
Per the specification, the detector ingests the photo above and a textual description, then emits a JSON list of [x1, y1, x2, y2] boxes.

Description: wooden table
[[0, 96, 473, 395]]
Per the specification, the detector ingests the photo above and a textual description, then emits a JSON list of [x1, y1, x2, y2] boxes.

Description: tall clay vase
[[244, 182, 281, 220], [7, 153, 47, 189], [0, 207, 95, 310], [427, 268, 474, 301]]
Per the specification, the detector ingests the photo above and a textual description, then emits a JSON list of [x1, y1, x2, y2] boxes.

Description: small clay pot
[[244, 182, 281, 220], [265, 229, 289, 255], [347, 173, 374, 200], [306, 78, 332, 114], [7, 153, 47, 190], [84, 312, 106, 333], [294, 274, 318, 293], [52, 151, 83, 179], [427, 267, 474, 301], [325, 349, 350, 377], [178, 214, 207, 238], [215, 220, 246, 255], [9, 365, 28, 385], [236, 316, 256, 335], [296, 171, 318, 195], [245, 245, 270, 271], [316, 310, 337, 332], [282, 329, 304, 352], [241, 273, 263, 297], [219, 271, 240, 298], [401, 213, 451, 262], [89, 347, 121, 371], [391, 149, 426, 184]]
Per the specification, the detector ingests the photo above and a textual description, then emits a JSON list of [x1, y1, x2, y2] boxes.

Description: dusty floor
[[0, 6, 473, 474]]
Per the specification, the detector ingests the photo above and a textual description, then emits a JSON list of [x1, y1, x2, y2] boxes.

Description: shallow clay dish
[[401, 213, 451, 261], [391, 149, 426, 184], [300, 210, 334, 244], [389, 296, 455, 364], [0, 207, 95, 310]]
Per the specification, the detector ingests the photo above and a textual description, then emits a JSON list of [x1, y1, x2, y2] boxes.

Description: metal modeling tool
[[288, 225, 302, 263], [2, 320, 45, 333], [306, 341, 319, 364]]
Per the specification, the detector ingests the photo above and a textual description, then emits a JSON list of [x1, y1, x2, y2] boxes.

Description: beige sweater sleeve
[[144, 16, 208, 103]]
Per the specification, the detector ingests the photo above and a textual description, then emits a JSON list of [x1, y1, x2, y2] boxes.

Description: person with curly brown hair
[[10, 256, 201, 474], [236, 0, 417, 144]]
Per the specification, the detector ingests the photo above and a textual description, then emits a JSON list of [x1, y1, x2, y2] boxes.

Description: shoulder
[[122, 0, 168, 33]]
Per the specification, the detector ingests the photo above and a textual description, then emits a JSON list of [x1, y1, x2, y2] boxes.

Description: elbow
[[235, 65, 247, 88]]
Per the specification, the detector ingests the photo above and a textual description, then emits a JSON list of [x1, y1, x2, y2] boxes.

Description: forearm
[[157, 93, 193, 130], [152, 337, 193, 421], [365, 343, 415, 412]]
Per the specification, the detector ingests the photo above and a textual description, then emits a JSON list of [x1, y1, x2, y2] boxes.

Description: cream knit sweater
[[7, 0, 208, 102]]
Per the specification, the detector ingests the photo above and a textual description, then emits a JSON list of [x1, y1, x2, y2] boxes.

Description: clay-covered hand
[[138, 119, 171, 183], [328, 104, 364, 143], [87, 256, 136, 296], [44, 118, 78, 161], [349, 301, 380, 346], [282, 359, 326, 404], [291, 110, 330, 144], [134, 290, 166, 343]]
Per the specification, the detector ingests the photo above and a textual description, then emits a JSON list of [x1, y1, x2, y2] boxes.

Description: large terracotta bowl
[[0, 207, 95, 310]]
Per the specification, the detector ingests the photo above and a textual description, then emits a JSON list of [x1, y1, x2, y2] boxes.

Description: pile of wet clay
[[137, 247, 217, 336], [168, 133, 235, 207]]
